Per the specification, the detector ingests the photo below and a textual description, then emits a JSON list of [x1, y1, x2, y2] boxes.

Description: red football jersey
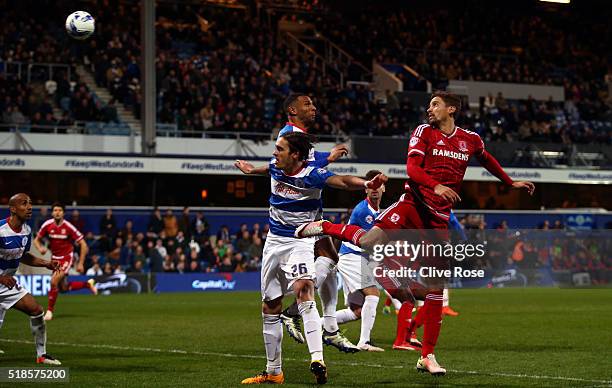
[[37, 219, 84, 258], [406, 124, 484, 217]]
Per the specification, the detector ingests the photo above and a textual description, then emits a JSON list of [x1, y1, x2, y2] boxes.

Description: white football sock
[[317, 268, 339, 333], [29, 312, 46, 357], [298, 301, 323, 362], [358, 295, 379, 345], [335, 308, 358, 325], [262, 314, 283, 375], [443, 288, 449, 307], [314, 256, 336, 289], [0, 309, 5, 329]]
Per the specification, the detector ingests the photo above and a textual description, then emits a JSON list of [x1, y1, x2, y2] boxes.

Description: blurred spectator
[[147, 207, 164, 238], [235, 230, 251, 255], [70, 209, 86, 234], [99, 208, 117, 238], [163, 209, 179, 238], [179, 206, 192, 237], [33, 207, 49, 233]]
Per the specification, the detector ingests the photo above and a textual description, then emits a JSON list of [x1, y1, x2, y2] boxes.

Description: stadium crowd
[[0, 0, 610, 144]]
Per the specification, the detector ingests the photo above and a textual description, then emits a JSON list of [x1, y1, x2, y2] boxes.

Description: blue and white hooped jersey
[[339, 199, 380, 256], [278, 122, 330, 168], [268, 163, 335, 237], [0, 218, 32, 276]]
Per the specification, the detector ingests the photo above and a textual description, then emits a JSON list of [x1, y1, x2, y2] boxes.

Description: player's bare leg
[[13, 293, 61, 365]]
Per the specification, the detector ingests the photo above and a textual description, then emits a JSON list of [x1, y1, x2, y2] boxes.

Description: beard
[[428, 116, 440, 127]]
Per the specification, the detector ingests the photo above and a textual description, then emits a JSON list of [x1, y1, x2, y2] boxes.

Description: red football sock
[[384, 297, 392, 307], [322, 223, 365, 246], [68, 281, 88, 291], [47, 287, 59, 312], [393, 301, 414, 345], [421, 292, 444, 357], [406, 304, 425, 340]]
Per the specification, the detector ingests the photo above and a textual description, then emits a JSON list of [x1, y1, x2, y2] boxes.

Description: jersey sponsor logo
[[274, 182, 302, 196], [409, 137, 419, 147], [458, 140, 468, 152], [432, 148, 469, 161], [49, 234, 69, 239]]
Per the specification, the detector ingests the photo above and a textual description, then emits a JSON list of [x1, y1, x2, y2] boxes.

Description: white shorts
[[337, 252, 377, 295], [261, 232, 316, 301], [0, 280, 29, 311]]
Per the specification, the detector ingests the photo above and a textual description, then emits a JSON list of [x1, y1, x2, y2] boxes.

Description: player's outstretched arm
[[234, 160, 270, 176], [476, 150, 535, 195], [21, 253, 60, 271], [325, 173, 388, 190]]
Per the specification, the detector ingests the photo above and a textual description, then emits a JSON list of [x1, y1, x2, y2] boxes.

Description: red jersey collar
[[287, 121, 308, 133], [6, 217, 22, 233], [286, 164, 306, 177]]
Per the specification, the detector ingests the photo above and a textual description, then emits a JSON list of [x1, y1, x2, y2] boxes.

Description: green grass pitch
[[1, 288, 611, 387]]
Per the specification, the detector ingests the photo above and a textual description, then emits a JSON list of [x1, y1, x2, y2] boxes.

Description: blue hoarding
[[154, 272, 260, 293]]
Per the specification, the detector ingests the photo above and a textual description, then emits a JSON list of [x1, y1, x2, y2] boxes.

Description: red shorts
[[52, 254, 74, 275], [375, 191, 449, 230]]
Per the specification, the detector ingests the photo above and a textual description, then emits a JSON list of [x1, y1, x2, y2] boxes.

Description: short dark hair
[[365, 170, 382, 181], [281, 132, 315, 161], [51, 202, 65, 211], [283, 93, 308, 116], [431, 91, 462, 117]]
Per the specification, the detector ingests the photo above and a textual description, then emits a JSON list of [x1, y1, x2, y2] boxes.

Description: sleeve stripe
[[408, 149, 425, 156]]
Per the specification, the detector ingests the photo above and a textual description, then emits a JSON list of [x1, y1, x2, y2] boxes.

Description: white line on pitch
[[1, 338, 611, 385]]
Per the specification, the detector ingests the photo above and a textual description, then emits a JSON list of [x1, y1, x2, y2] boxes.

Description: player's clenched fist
[[365, 173, 388, 189], [434, 184, 461, 204], [0, 275, 17, 289]]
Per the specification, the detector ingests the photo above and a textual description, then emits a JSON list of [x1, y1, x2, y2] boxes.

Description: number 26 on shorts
[[291, 263, 308, 276]]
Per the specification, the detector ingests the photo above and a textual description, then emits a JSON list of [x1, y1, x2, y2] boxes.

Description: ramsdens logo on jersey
[[432, 149, 469, 161], [192, 279, 236, 290]]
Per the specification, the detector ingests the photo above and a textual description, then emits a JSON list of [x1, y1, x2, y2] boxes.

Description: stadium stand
[[0, 0, 610, 146]]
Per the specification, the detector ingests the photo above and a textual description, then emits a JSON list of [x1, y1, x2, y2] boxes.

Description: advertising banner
[[14, 274, 52, 296], [0, 154, 610, 184], [154, 272, 260, 293], [68, 274, 150, 295]]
